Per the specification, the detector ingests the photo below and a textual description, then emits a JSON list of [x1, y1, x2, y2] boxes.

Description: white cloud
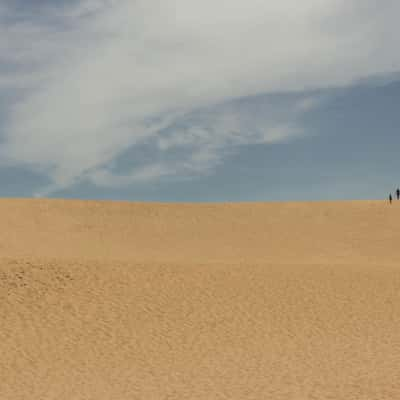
[[77, 95, 315, 189], [1, 0, 400, 194]]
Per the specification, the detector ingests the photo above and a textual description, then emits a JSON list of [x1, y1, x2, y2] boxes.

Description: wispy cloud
[[0, 0, 399, 196]]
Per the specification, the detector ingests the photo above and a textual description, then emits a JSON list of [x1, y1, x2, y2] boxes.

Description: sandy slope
[[1, 199, 400, 399]]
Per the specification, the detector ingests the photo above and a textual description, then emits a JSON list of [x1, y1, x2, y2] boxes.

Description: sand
[[1, 198, 400, 399]]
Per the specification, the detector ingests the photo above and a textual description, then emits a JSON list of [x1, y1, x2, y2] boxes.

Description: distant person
[[396, 188, 400, 200], [389, 193, 393, 204]]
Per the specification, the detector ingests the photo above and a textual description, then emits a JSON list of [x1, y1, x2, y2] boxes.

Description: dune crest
[[0, 198, 397, 264]]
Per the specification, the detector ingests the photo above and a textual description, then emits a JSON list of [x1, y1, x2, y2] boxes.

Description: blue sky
[[0, 1, 399, 201]]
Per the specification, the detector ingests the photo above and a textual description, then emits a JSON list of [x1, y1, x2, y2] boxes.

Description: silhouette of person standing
[[389, 193, 393, 204], [396, 188, 400, 200]]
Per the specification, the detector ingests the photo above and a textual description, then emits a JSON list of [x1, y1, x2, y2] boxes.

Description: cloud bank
[[0, 0, 399, 194]]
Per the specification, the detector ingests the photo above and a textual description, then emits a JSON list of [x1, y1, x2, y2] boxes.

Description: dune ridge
[[1, 198, 400, 399], [0, 198, 398, 263]]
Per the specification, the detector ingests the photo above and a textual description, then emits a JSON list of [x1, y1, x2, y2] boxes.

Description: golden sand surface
[[1, 198, 400, 399]]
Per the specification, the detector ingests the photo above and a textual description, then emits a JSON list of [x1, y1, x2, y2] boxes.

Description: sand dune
[[1, 198, 400, 399]]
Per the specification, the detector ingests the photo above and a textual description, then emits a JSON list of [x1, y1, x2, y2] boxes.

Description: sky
[[0, 0, 399, 202]]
